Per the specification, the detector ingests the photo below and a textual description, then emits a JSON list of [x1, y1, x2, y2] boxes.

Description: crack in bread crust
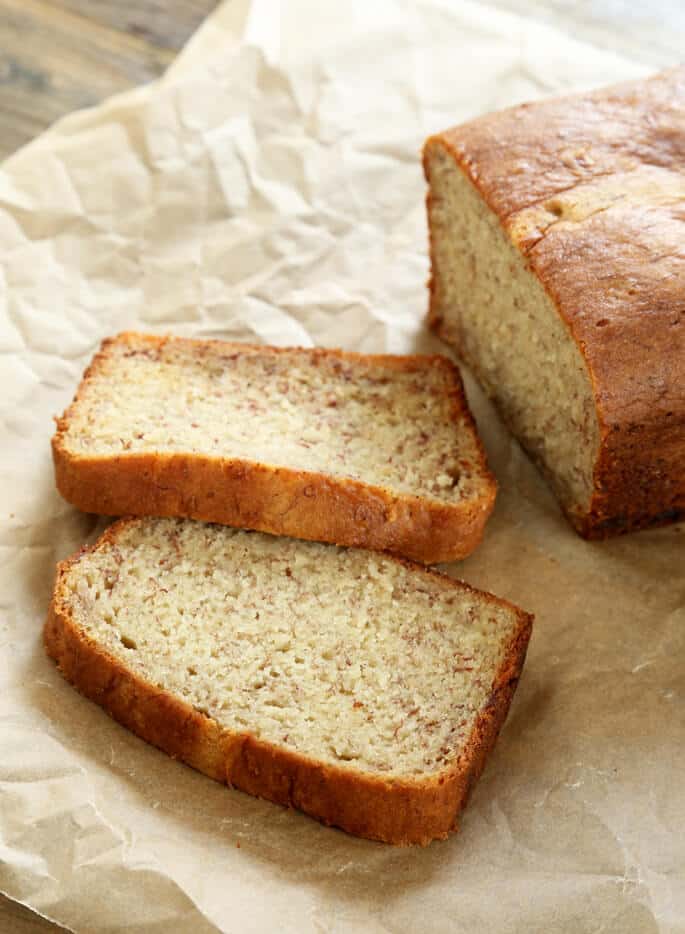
[[424, 66, 685, 537]]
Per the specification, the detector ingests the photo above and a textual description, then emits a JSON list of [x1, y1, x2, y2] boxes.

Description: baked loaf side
[[424, 66, 685, 538], [53, 332, 497, 563], [45, 518, 532, 845]]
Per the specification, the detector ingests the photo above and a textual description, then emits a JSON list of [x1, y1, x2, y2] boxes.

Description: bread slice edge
[[52, 333, 497, 564], [44, 519, 532, 846]]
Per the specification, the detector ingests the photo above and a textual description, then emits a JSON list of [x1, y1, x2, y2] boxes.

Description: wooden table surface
[[0, 0, 218, 160], [0, 1, 682, 932]]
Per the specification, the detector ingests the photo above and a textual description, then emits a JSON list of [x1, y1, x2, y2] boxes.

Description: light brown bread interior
[[59, 333, 486, 505], [46, 518, 532, 843], [52, 333, 497, 564], [425, 143, 600, 522]]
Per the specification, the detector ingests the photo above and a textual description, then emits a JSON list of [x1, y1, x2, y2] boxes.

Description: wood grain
[[55, 0, 221, 51], [0, 0, 218, 160]]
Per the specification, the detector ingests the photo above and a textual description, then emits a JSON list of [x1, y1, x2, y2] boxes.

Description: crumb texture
[[426, 145, 599, 515], [59, 334, 486, 504], [61, 518, 521, 778]]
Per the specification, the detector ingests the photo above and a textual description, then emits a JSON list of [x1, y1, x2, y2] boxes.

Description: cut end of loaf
[[424, 138, 601, 529], [45, 518, 532, 844], [423, 69, 685, 539]]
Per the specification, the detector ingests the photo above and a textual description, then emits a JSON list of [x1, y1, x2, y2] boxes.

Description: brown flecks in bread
[[45, 517, 532, 845], [52, 332, 497, 563]]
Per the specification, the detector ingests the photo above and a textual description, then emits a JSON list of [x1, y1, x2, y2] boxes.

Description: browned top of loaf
[[425, 66, 685, 437]]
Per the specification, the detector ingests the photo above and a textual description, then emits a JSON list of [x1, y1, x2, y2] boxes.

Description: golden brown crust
[[44, 519, 532, 846], [424, 66, 685, 538], [52, 333, 496, 564]]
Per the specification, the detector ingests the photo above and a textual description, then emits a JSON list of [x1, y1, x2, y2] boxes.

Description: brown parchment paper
[[1, 2, 683, 932]]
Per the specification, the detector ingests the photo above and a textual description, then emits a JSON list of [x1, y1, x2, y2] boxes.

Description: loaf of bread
[[424, 67, 685, 538], [45, 517, 532, 845], [52, 332, 496, 563]]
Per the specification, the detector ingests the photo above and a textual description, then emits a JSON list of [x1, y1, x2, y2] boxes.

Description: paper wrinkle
[[0, 1, 683, 932], [0, 723, 222, 933]]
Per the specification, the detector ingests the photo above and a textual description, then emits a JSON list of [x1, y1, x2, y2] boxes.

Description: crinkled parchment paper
[[1, 1, 683, 931]]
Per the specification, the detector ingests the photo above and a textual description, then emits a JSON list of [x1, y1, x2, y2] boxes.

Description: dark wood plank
[[54, 0, 220, 52], [0, 0, 218, 159]]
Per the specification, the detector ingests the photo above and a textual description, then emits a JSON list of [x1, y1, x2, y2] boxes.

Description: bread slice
[[52, 332, 496, 564], [45, 517, 532, 845], [423, 67, 685, 538]]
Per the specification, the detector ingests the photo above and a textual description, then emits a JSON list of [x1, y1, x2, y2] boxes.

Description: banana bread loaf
[[424, 66, 685, 538]]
